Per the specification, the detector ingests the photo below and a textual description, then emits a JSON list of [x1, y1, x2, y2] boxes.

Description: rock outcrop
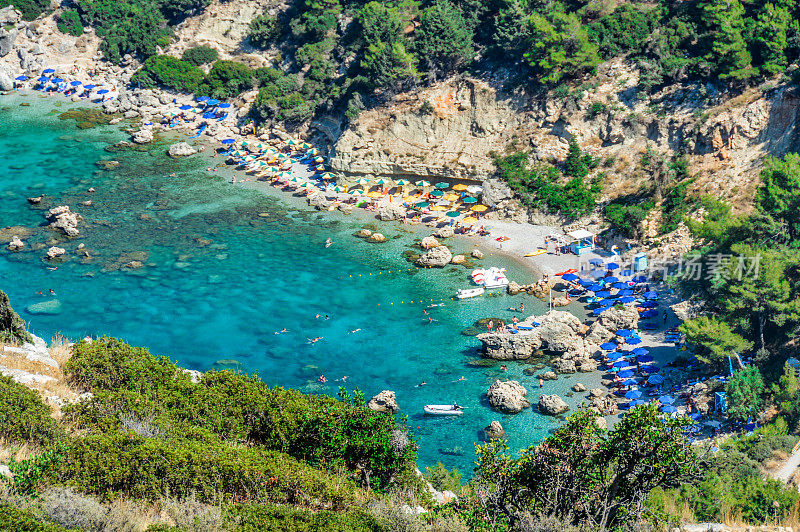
[[6, 236, 24, 251], [45, 246, 65, 260], [597, 305, 640, 331], [46, 206, 81, 237], [416, 245, 452, 267], [368, 390, 399, 413], [486, 380, 530, 414], [420, 236, 440, 249], [0, 290, 32, 344], [538, 394, 569, 416], [132, 128, 154, 144], [476, 330, 542, 360], [483, 420, 506, 439], [377, 202, 406, 221]]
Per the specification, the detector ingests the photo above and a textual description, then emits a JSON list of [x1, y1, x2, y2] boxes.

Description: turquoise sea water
[[0, 94, 600, 473]]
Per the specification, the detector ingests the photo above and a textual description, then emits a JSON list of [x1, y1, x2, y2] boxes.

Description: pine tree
[[702, 0, 757, 80]]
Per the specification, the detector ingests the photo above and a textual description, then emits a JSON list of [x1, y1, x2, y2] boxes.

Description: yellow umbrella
[[444, 193, 459, 202], [462, 216, 478, 223], [453, 184, 468, 191], [471, 205, 488, 212], [367, 191, 383, 198], [431, 205, 449, 211]]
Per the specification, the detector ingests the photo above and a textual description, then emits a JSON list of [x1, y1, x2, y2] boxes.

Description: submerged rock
[[168, 142, 197, 157], [486, 379, 530, 414], [377, 202, 406, 221], [369, 232, 387, 243], [132, 128, 154, 144], [46, 206, 81, 237], [471, 249, 484, 259], [572, 383, 587, 392], [25, 299, 62, 315]]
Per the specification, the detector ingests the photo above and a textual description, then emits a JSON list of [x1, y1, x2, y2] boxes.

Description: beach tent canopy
[[567, 229, 594, 240]]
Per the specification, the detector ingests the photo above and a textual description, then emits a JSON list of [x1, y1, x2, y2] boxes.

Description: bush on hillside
[[181, 45, 218, 65], [131, 55, 205, 92], [0, 290, 33, 345], [60, 431, 362, 507], [0, 0, 49, 21], [197, 60, 255, 99], [0, 505, 74, 532], [223, 504, 382, 532], [248, 14, 281, 49], [0, 375, 63, 444], [79, 0, 172, 63], [56, 9, 83, 37], [604, 198, 654, 237]]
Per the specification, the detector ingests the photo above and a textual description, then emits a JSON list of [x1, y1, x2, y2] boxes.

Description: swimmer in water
[[325, 237, 332, 248], [48, 289, 56, 295], [348, 328, 361, 334], [318, 374, 327, 383], [457, 376, 466, 382], [274, 328, 288, 335], [314, 313, 321, 319], [416, 380, 427, 387], [307, 337, 323, 344], [426, 316, 437, 323]]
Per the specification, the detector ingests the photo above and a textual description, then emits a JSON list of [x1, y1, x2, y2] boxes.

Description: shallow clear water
[[0, 94, 601, 474]]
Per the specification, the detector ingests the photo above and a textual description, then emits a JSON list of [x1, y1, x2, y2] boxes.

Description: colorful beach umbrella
[[470, 205, 488, 212], [320, 172, 336, 180], [395, 179, 409, 186], [202, 113, 216, 119], [435, 182, 449, 189], [642, 365, 660, 373], [445, 211, 461, 218], [461, 196, 478, 204], [638, 355, 654, 363], [416, 180, 431, 187], [453, 184, 468, 191], [355, 177, 370, 184], [415, 202, 430, 209], [619, 296, 636, 303], [430, 190, 444, 197], [463, 216, 478, 223], [307, 148, 319, 156], [616, 329, 632, 337], [594, 290, 611, 298], [561, 273, 579, 281], [612, 282, 628, 289], [350, 189, 365, 195]]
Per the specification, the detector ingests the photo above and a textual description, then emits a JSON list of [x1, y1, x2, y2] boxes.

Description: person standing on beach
[[487, 320, 494, 332]]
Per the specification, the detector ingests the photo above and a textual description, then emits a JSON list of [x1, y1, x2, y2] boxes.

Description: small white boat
[[471, 267, 509, 289], [457, 287, 484, 299], [424, 404, 464, 416]]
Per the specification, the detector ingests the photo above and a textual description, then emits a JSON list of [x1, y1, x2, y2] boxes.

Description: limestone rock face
[[46, 206, 81, 237], [483, 420, 505, 439], [45, 246, 65, 260], [168, 142, 197, 157], [420, 236, 441, 249], [476, 330, 542, 360], [356, 228, 372, 238], [6, 236, 24, 251], [551, 357, 576, 374], [538, 394, 569, 416], [598, 306, 639, 331], [416, 245, 452, 267], [586, 322, 614, 345], [132, 128, 154, 144], [486, 380, 530, 414], [368, 390, 399, 413], [377, 202, 406, 221]]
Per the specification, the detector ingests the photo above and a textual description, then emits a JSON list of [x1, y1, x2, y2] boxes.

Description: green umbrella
[[461, 196, 478, 204], [415, 201, 430, 209], [435, 182, 450, 189], [430, 190, 444, 197], [446, 211, 461, 217], [415, 180, 431, 187]]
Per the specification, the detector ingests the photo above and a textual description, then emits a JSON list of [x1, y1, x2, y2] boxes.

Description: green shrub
[[181, 45, 218, 65], [424, 462, 462, 493], [131, 55, 205, 92], [223, 503, 382, 532], [8, 444, 68, 496], [248, 14, 281, 49], [586, 102, 608, 118], [604, 199, 654, 237], [0, 0, 50, 21], [0, 375, 63, 444], [198, 60, 255, 99], [0, 505, 75, 532], [61, 431, 362, 507], [56, 9, 83, 36], [79, 0, 172, 63]]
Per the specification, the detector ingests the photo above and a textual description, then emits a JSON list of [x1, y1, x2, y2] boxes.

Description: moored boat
[[424, 404, 464, 416], [471, 267, 509, 289], [457, 287, 484, 299]]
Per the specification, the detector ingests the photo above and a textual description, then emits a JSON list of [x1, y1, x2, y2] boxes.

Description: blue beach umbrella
[[578, 279, 594, 287], [618, 289, 634, 296], [589, 258, 603, 266], [221, 138, 236, 145], [37, 76, 48, 82], [619, 296, 636, 303], [689, 412, 703, 421], [613, 360, 629, 368], [642, 365, 660, 373], [594, 290, 611, 298], [70, 80, 82, 86], [618, 370, 635, 378], [607, 263, 620, 270], [638, 355, 654, 364], [435, 182, 449, 189], [659, 395, 675, 405], [604, 276, 619, 284], [588, 283, 603, 292], [15, 75, 28, 81], [648, 374, 665, 385], [632, 275, 647, 283], [661, 405, 678, 413], [640, 301, 658, 308], [632, 347, 649, 356], [607, 351, 624, 360], [616, 329, 632, 337], [561, 273, 580, 281], [626, 337, 642, 345], [50, 78, 63, 83], [631, 399, 647, 406], [612, 282, 628, 289], [202, 113, 216, 119], [218, 102, 231, 108], [461, 196, 478, 204], [206, 99, 220, 106], [641, 309, 658, 318], [598, 299, 615, 307], [592, 308, 607, 316], [643, 291, 659, 299], [42, 68, 55, 74], [97, 89, 109, 94], [601, 342, 617, 351], [622, 379, 639, 387], [84, 84, 96, 89], [179, 104, 193, 110], [196, 95, 210, 102], [625, 389, 643, 399]]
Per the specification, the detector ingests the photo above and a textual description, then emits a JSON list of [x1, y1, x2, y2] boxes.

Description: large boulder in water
[[483, 420, 506, 439], [538, 394, 569, 416], [367, 390, 399, 413], [476, 330, 542, 360], [377, 202, 406, 221], [0, 290, 32, 344], [416, 246, 452, 267], [168, 142, 197, 157], [486, 380, 530, 414]]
